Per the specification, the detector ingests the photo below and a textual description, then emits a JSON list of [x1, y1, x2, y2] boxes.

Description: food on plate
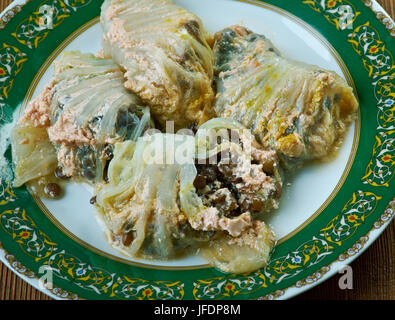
[[8, 1, 360, 274], [12, 51, 152, 193], [94, 119, 280, 272], [100, 0, 215, 130], [213, 26, 359, 169]]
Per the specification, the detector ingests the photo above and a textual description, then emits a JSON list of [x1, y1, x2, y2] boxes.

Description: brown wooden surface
[[0, 0, 394, 301]]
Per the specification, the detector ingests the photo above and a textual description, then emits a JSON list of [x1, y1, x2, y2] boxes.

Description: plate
[[0, 0, 394, 300]]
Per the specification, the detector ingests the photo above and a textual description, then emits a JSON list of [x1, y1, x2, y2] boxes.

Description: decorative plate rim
[[0, 0, 394, 300]]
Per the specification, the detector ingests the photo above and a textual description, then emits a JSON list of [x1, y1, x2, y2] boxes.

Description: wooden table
[[0, 0, 394, 300]]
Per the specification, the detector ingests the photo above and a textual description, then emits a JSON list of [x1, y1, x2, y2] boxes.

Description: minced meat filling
[[194, 131, 282, 218], [195, 160, 276, 218]]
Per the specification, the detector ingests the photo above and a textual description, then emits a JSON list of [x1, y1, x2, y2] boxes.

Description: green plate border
[[0, 0, 394, 300]]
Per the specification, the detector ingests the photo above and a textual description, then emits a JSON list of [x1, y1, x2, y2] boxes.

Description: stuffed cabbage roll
[[15, 51, 152, 186], [201, 220, 276, 274], [100, 0, 215, 130], [11, 126, 58, 188], [95, 119, 281, 273], [181, 118, 281, 273], [94, 134, 215, 260], [213, 26, 359, 169]]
